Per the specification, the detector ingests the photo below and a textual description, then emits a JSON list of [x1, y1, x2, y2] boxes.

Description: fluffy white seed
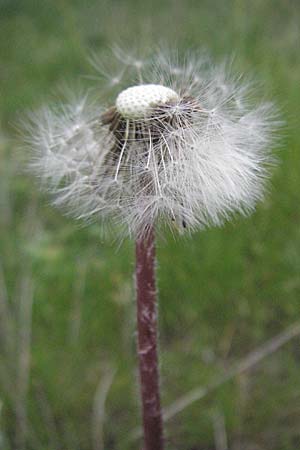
[[115, 84, 179, 119], [26, 51, 278, 239]]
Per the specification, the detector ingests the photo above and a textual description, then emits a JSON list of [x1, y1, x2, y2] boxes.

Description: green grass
[[1, 0, 300, 449]]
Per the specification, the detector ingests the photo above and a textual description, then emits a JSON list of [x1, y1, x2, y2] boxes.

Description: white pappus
[[25, 50, 279, 238]]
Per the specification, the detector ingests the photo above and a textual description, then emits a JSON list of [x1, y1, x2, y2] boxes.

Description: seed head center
[[115, 84, 179, 119]]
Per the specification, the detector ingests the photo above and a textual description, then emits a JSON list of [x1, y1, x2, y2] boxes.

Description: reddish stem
[[136, 227, 164, 450]]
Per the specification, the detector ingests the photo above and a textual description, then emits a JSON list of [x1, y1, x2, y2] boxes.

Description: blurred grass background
[[0, 0, 300, 449]]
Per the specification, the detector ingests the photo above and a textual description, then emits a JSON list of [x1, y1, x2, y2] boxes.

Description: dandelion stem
[[136, 227, 164, 450]]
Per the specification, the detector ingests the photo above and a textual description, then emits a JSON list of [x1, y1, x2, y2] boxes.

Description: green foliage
[[0, 0, 300, 449]]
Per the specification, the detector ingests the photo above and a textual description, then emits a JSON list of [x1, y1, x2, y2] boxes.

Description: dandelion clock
[[25, 49, 278, 450]]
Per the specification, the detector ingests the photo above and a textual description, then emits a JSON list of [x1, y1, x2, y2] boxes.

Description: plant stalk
[[135, 227, 164, 450]]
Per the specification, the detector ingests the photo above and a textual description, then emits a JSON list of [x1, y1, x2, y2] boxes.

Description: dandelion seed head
[[25, 49, 279, 239]]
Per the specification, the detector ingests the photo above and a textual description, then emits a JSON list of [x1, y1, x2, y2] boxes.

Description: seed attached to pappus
[[101, 83, 202, 229]]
